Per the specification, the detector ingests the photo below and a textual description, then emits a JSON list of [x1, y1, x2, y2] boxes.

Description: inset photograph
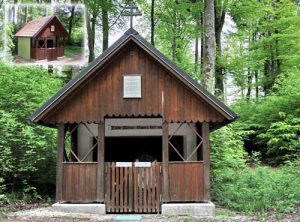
[[6, 4, 85, 65]]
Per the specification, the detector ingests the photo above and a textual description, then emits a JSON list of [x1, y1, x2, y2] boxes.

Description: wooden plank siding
[[41, 42, 225, 124], [62, 163, 97, 202], [168, 162, 204, 202], [37, 17, 68, 39]]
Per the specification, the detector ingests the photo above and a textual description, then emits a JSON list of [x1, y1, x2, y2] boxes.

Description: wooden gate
[[105, 162, 162, 213]]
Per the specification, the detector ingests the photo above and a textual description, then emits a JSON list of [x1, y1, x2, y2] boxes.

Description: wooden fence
[[61, 161, 203, 206], [105, 162, 162, 213]]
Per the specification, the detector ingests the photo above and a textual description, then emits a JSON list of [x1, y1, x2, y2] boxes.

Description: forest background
[[0, 0, 299, 217]]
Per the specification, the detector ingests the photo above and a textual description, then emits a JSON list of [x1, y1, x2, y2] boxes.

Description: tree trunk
[[86, 9, 95, 62], [214, 28, 223, 98], [194, 14, 201, 73], [255, 70, 258, 99], [214, 0, 226, 99], [274, 29, 281, 76], [264, 56, 273, 95], [150, 0, 155, 46], [200, 11, 204, 75], [12, 5, 16, 25], [195, 35, 199, 73], [246, 68, 252, 101], [24, 5, 28, 23], [263, 31, 278, 95], [171, 11, 177, 62], [67, 5, 75, 45], [102, 2, 109, 52], [202, 0, 216, 91]]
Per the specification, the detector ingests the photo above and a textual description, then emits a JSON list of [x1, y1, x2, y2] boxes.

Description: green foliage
[[226, 0, 300, 96], [137, 0, 201, 77], [55, 6, 84, 46], [211, 124, 247, 173], [65, 45, 83, 58], [0, 64, 62, 197], [233, 70, 300, 165], [258, 113, 300, 165], [70, 26, 84, 46], [212, 165, 300, 215], [4, 23, 14, 62]]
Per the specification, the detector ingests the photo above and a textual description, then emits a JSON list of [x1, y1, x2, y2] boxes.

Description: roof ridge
[[125, 27, 139, 35]]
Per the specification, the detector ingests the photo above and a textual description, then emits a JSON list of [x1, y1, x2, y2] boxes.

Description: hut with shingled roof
[[15, 15, 68, 61]]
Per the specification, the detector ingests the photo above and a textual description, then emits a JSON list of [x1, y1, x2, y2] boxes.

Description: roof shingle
[[15, 15, 59, 37]]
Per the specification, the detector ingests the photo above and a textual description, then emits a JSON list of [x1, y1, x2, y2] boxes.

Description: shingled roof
[[29, 28, 238, 128], [15, 15, 68, 38]]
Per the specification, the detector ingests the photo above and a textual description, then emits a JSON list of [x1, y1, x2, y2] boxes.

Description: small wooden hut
[[30, 28, 238, 214], [15, 15, 68, 61]]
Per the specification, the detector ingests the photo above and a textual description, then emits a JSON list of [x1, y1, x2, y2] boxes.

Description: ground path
[[1, 206, 300, 222]]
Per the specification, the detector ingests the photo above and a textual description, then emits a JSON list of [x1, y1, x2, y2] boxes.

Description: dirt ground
[[13, 54, 85, 66], [1, 206, 300, 222]]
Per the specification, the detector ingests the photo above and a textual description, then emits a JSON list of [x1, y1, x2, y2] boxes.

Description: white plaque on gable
[[123, 75, 141, 98]]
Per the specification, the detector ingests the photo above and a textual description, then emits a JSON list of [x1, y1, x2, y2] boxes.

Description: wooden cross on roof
[[121, 2, 142, 28]]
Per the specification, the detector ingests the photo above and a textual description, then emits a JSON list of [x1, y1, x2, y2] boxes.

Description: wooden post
[[45, 37, 48, 59], [97, 121, 105, 202], [162, 121, 169, 202], [56, 124, 65, 202], [202, 122, 211, 201]]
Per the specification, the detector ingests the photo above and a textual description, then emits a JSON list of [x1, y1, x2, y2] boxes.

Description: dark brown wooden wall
[[169, 162, 204, 201], [43, 42, 225, 124]]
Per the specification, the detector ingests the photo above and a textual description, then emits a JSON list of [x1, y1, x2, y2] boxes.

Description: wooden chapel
[[30, 27, 238, 213]]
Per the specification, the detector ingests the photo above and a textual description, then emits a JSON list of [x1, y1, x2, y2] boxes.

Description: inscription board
[[134, 162, 151, 167], [111, 125, 162, 130], [116, 162, 132, 167], [123, 75, 141, 98], [115, 162, 152, 167]]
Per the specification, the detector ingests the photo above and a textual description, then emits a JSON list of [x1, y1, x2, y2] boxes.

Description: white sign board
[[105, 118, 163, 137], [123, 75, 141, 98], [116, 162, 132, 167], [134, 162, 151, 167]]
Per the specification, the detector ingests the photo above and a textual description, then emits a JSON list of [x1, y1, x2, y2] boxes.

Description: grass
[[215, 208, 235, 217], [212, 164, 300, 215], [64, 45, 83, 58]]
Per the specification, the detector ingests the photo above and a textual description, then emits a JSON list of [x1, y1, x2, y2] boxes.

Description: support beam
[[97, 122, 105, 202], [56, 124, 65, 202], [162, 121, 169, 202], [196, 122, 203, 161], [202, 122, 211, 201]]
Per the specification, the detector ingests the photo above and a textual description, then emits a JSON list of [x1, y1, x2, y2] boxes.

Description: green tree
[[0, 64, 62, 197]]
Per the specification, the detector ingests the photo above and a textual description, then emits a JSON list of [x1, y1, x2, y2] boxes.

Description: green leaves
[[226, 0, 300, 97], [211, 124, 247, 173], [233, 69, 300, 165], [0, 63, 62, 197], [259, 114, 300, 165], [212, 165, 300, 215]]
